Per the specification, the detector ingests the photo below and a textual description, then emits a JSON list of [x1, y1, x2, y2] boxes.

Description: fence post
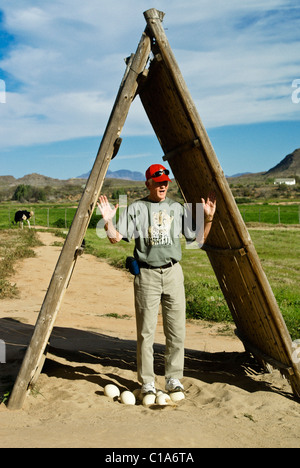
[[278, 206, 280, 224]]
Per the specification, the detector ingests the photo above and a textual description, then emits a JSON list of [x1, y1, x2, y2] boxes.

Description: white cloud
[[174, 37, 300, 127], [0, 90, 115, 146], [0, 0, 299, 150]]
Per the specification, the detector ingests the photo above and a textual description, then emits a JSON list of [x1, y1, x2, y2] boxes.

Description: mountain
[[0, 175, 16, 185], [264, 148, 300, 177], [77, 169, 144, 181], [227, 172, 252, 178], [1, 149, 298, 189], [15, 173, 64, 187], [76, 171, 90, 179], [0, 173, 87, 188], [226, 148, 300, 184]]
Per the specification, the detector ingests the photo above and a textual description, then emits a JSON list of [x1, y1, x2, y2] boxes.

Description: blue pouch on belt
[[125, 256, 140, 275]]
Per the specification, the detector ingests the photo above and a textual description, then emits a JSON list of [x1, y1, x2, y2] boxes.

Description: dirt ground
[[0, 231, 299, 448]]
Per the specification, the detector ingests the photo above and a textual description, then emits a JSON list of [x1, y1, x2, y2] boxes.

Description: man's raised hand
[[97, 195, 118, 222]]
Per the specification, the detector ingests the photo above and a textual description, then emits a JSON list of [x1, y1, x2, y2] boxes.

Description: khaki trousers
[[133, 262, 186, 384]]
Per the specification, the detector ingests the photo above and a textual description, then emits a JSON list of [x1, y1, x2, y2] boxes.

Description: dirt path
[[0, 231, 299, 448]]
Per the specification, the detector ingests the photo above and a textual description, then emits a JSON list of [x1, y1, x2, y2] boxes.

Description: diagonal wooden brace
[[8, 30, 151, 411]]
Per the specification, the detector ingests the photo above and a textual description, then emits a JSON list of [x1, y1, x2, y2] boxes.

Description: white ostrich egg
[[120, 391, 136, 405], [104, 384, 120, 399], [156, 393, 171, 405], [169, 391, 185, 402], [142, 393, 156, 406]]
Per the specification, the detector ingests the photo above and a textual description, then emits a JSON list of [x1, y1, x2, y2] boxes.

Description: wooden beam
[[162, 139, 201, 162], [8, 30, 151, 410]]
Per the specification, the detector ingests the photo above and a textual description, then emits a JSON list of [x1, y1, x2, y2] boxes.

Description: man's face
[[146, 179, 169, 202]]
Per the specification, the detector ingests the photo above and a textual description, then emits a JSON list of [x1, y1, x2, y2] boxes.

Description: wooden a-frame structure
[[8, 9, 300, 409]]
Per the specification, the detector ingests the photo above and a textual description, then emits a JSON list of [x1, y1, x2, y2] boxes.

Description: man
[[97, 164, 216, 395]]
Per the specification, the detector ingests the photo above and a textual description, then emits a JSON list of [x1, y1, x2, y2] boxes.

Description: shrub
[[12, 184, 46, 202]]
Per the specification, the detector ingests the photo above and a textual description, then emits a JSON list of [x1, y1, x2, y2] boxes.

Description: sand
[[0, 230, 299, 448]]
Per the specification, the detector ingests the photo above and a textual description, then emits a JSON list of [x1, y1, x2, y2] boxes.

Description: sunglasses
[[151, 169, 170, 178]]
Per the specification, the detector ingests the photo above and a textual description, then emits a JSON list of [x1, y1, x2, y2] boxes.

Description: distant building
[[274, 178, 296, 186]]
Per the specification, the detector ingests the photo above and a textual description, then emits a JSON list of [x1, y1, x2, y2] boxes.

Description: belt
[[139, 260, 177, 270]]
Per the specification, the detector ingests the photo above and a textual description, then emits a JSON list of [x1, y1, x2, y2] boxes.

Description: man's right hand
[[97, 195, 123, 244], [97, 195, 119, 222]]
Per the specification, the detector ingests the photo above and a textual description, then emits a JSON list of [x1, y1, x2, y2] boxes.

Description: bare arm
[[196, 192, 216, 245], [97, 195, 123, 244]]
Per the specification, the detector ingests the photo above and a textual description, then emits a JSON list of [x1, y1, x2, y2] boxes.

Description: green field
[[239, 203, 300, 224], [0, 201, 299, 229], [0, 202, 299, 340], [0, 204, 78, 229]]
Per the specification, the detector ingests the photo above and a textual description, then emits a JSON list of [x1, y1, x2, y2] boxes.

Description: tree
[[12, 185, 31, 202], [12, 184, 46, 202]]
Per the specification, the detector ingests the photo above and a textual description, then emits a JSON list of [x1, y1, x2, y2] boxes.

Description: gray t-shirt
[[117, 197, 196, 267]]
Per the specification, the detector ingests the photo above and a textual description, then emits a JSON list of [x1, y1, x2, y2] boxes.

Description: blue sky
[[0, 1, 299, 180]]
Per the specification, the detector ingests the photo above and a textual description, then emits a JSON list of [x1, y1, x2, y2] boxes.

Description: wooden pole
[[8, 30, 151, 410]]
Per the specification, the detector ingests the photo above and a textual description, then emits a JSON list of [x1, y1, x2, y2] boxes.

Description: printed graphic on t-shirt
[[147, 209, 174, 246]]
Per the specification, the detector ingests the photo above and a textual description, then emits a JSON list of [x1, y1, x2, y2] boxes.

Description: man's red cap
[[145, 164, 172, 183]]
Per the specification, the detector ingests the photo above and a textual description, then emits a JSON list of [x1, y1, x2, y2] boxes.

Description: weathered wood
[[162, 139, 201, 162], [8, 9, 300, 408], [8, 31, 152, 410], [141, 8, 300, 398], [235, 330, 295, 376]]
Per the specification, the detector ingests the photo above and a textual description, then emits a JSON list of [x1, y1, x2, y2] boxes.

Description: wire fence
[[2, 207, 80, 229], [239, 204, 300, 225], [1, 204, 300, 230]]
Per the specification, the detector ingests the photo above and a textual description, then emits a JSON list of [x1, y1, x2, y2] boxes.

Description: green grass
[[239, 203, 300, 224], [0, 229, 43, 298], [249, 229, 300, 339], [0, 203, 79, 229], [84, 227, 300, 340]]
